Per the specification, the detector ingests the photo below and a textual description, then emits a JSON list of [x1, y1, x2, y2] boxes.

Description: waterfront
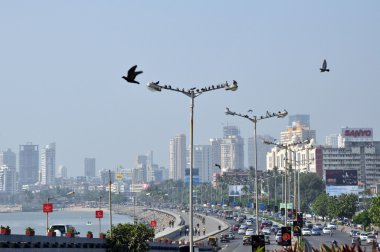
[[0, 209, 132, 236]]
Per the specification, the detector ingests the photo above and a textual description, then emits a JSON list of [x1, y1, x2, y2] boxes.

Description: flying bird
[[122, 65, 143, 84], [320, 59, 330, 72]]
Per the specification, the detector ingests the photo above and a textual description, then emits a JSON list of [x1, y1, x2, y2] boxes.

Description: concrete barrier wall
[[0, 234, 106, 252]]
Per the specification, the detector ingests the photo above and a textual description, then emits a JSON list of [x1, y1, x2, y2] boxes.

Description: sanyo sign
[[343, 128, 373, 138]]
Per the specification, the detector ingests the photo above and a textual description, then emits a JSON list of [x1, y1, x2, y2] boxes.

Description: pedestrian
[[198, 228, 200, 236], [186, 227, 189, 236], [203, 227, 206, 236]]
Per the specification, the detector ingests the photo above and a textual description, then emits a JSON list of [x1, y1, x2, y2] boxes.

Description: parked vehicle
[[49, 224, 80, 237]]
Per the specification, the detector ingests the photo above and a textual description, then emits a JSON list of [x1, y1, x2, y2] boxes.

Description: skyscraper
[[193, 145, 212, 183], [248, 135, 275, 171], [0, 149, 16, 171], [57, 165, 67, 178], [169, 134, 186, 181], [40, 143, 56, 185], [0, 149, 17, 194], [19, 143, 39, 186], [221, 126, 244, 172], [84, 158, 96, 177]]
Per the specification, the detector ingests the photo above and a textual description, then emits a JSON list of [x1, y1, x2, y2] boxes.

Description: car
[[220, 234, 230, 243], [350, 229, 360, 237], [352, 237, 361, 246], [311, 227, 321, 236], [366, 234, 376, 244], [359, 232, 369, 241], [262, 226, 271, 235], [322, 227, 332, 235], [314, 223, 323, 229], [245, 228, 255, 236], [49, 224, 80, 236], [240, 223, 248, 229], [238, 227, 246, 235], [231, 224, 239, 231], [227, 232, 235, 240], [246, 219, 253, 226], [301, 228, 312, 236], [243, 235, 251, 246], [327, 223, 337, 229], [276, 231, 282, 245]]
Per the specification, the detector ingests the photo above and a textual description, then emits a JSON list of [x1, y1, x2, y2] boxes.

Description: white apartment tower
[[169, 134, 186, 181], [40, 143, 56, 185], [220, 126, 244, 172], [194, 145, 213, 183]]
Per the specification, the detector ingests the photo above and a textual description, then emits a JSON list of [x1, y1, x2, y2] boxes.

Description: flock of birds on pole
[[122, 59, 330, 85]]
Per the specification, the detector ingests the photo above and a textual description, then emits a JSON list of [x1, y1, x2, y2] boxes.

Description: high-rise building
[[325, 134, 339, 148], [169, 134, 186, 180], [135, 155, 147, 183], [57, 165, 67, 178], [220, 126, 244, 172], [288, 114, 310, 128], [19, 143, 39, 186], [40, 143, 56, 185], [193, 145, 213, 183], [0, 149, 16, 171], [210, 138, 222, 170], [280, 121, 316, 144], [84, 158, 96, 177], [0, 165, 16, 194]]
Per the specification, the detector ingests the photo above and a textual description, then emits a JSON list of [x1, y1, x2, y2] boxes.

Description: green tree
[[337, 194, 358, 219], [107, 223, 154, 252], [369, 196, 380, 226], [353, 210, 371, 230], [311, 192, 329, 221], [299, 173, 325, 212]]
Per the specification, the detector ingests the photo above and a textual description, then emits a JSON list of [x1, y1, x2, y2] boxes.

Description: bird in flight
[[122, 65, 143, 84], [320, 59, 330, 72]]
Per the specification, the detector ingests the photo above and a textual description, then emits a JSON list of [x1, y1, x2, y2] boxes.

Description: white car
[[360, 232, 369, 241], [245, 228, 254, 236], [245, 219, 253, 226], [322, 227, 332, 234], [262, 227, 271, 235], [327, 223, 337, 229], [301, 228, 312, 236], [238, 227, 247, 235], [367, 234, 376, 243], [240, 223, 248, 229]]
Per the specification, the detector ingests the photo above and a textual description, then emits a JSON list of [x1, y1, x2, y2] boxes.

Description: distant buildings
[[84, 158, 96, 178], [220, 126, 244, 172], [19, 143, 39, 186], [169, 134, 186, 180], [0, 149, 17, 194], [40, 143, 56, 185]]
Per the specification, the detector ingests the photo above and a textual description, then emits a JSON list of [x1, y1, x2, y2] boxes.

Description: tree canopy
[[107, 223, 154, 252], [369, 196, 380, 226]]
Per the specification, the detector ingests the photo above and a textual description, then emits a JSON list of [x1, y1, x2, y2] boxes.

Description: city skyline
[[0, 1, 379, 177]]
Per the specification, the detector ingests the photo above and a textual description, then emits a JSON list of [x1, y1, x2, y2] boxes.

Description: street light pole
[[146, 80, 238, 251], [225, 108, 287, 234], [263, 139, 310, 226]]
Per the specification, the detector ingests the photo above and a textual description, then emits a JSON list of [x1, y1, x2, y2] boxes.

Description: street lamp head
[[277, 110, 288, 118], [225, 80, 238, 91], [147, 81, 162, 92]]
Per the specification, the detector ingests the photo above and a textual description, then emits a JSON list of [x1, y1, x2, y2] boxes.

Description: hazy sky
[[0, 1, 379, 177]]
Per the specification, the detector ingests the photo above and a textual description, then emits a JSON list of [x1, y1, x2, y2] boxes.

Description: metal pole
[[293, 150, 297, 214], [274, 174, 277, 211], [189, 94, 194, 252], [99, 196, 102, 236], [109, 170, 113, 238], [284, 147, 288, 226], [254, 120, 259, 234], [46, 197, 49, 234], [298, 170, 301, 212]]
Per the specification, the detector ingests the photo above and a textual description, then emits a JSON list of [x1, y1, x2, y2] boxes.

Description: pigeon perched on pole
[[320, 59, 330, 72], [122, 65, 143, 84]]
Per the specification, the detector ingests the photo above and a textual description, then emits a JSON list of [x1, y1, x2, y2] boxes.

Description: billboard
[[228, 185, 250, 196], [342, 128, 373, 139], [326, 170, 359, 196], [325, 170, 358, 186]]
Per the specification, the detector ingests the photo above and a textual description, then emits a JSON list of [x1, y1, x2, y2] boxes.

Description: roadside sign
[[150, 220, 157, 227], [95, 210, 104, 218], [43, 203, 53, 213]]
